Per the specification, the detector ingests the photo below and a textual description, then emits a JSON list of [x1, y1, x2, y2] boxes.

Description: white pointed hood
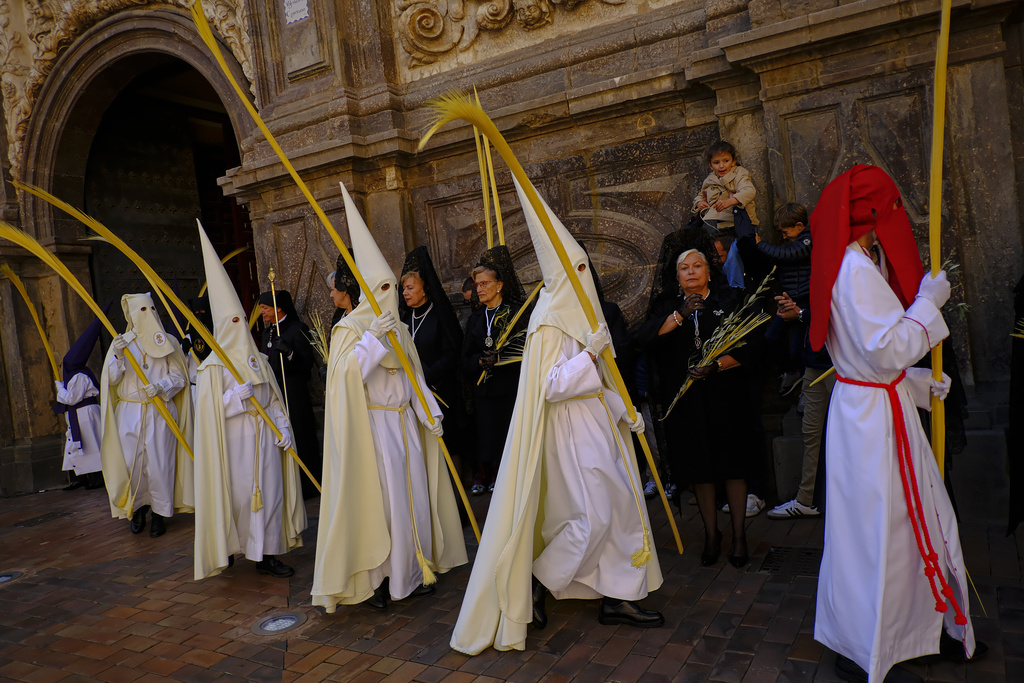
[[197, 220, 267, 385], [121, 293, 174, 358], [514, 175, 607, 349], [338, 183, 402, 368]]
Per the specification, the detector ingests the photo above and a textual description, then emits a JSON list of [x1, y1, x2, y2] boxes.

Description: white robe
[[57, 373, 103, 475], [217, 371, 290, 559], [355, 331, 441, 600], [106, 340, 187, 517], [814, 245, 975, 682], [533, 334, 652, 602]]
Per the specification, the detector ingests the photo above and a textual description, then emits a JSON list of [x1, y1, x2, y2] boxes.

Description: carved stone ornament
[[0, 0, 254, 179], [396, 0, 626, 68]]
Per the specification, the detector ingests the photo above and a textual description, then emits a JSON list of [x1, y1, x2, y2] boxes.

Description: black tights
[[693, 479, 748, 556]]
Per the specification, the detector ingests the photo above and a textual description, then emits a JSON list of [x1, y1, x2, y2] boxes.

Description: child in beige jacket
[[693, 141, 758, 287]]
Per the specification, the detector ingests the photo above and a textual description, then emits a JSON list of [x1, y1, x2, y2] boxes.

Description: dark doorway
[[83, 59, 256, 326]]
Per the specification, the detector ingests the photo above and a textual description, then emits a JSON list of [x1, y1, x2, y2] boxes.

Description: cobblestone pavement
[[0, 485, 1020, 682]]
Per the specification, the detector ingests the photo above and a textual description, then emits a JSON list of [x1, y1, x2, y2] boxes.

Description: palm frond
[[308, 310, 330, 365]]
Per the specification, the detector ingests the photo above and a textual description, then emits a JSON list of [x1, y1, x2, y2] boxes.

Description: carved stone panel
[[391, 0, 682, 82], [778, 107, 840, 209], [860, 90, 929, 219]]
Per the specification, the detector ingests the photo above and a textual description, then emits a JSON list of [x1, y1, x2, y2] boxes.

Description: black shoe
[[410, 584, 436, 598], [149, 513, 166, 538], [939, 630, 989, 663], [63, 479, 83, 492], [835, 654, 923, 683], [598, 597, 664, 628], [84, 473, 105, 490], [363, 584, 388, 610], [130, 505, 150, 534], [532, 576, 548, 630], [226, 555, 235, 569], [702, 530, 722, 566], [728, 536, 748, 568], [255, 556, 295, 578]]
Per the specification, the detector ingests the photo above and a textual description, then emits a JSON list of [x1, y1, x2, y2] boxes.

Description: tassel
[[630, 530, 652, 568], [417, 550, 438, 586], [251, 486, 264, 512], [116, 482, 130, 510]]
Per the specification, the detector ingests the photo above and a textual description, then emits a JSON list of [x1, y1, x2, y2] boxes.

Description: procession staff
[[13, 181, 320, 492], [188, 2, 478, 538]]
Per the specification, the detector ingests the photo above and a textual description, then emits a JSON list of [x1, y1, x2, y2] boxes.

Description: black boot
[[255, 555, 295, 578], [84, 472, 105, 490], [835, 654, 922, 683], [149, 512, 166, 538], [130, 505, 149, 534], [63, 474, 83, 492], [532, 576, 547, 630], [598, 597, 664, 628], [363, 583, 388, 610], [938, 630, 989, 663], [410, 584, 436, 598]]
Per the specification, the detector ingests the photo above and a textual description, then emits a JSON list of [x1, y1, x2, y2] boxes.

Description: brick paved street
[[0, 483, 1020, 682]]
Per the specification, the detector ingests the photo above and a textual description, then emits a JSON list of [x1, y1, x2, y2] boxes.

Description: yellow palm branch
[[0, 263, 60, 382]]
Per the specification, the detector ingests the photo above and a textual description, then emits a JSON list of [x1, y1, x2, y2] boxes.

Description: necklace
[[692, 310, 702, 349], [484, 305, 500, 348], [410, 303, 433, 340]]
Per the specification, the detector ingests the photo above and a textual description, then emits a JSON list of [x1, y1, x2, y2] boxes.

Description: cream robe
[[101, 339, 192, 518], [57, 373, 103, 475], [312, 322, 467, 612], [814, 245, 975, 682], [193, 363, 306, 580], [451, 326, 663, 655]]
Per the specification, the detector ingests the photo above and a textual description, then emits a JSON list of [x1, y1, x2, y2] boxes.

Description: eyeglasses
[[475, 280, 496, 289]]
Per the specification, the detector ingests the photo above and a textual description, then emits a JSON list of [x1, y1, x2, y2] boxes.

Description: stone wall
[[1, 0, 1021, 494]]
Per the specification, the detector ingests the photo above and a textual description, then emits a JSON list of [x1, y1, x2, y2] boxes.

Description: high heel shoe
[[728, 536, 748, 568], [701, 530, 722, 566]]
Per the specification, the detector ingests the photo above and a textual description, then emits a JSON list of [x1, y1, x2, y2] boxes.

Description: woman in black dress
[[398, 247, 465, 457], [461, 259, 523, 494], [638, 241, 762, 567]]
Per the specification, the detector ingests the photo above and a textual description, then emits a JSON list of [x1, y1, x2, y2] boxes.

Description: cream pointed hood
[[338, 183, 402, 367], [121, 293, 174, 358], [197, 220, 267, 385], [513, 175, 607, 349]]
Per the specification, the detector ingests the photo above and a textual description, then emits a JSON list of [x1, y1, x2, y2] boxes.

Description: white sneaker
[[722, 494, 765, 518], [766, 499, 820, 519], [643, 480, 658, 499]]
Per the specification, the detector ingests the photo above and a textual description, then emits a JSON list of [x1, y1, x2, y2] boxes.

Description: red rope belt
[[836, 370, 966, 625]]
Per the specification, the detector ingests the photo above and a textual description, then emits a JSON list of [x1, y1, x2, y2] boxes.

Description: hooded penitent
[[99, 293, 194, 519], [311, 183, 466, 612], [450, 174, 661, 655], [55, 302, 111, 476], [809, 164, 924, 351], [810, 166, 975, 681], [193, 221, 306, 579]]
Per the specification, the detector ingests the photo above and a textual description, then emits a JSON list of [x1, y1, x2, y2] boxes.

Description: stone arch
[[20, 7, 255, 240]]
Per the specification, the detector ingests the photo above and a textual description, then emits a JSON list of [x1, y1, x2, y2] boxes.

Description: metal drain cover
[[759, 546, 823, 575], [251, 610, 307, 636], [0, 570, 24, 585]]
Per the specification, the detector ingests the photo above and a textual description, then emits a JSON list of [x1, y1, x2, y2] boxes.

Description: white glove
[[142, 383, 160, 399], [627, 410, 645, 434], [423, 417, 443, 438], [55, 380, 65, 393], [917, 270, 950, 309], [369, 311, 396, 339], [112, 334, 130, 352], [930, 372, 952, 400], [234, 381, 254, 401], [275, 426, 293, 451], [584, 322, 611, 357]]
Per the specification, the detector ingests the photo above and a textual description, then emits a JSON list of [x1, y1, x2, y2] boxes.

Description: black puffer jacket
[[756, 228, 812, 305]]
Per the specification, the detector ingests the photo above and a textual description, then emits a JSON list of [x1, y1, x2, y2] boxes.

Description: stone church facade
[[0, 0, 1020, 494]]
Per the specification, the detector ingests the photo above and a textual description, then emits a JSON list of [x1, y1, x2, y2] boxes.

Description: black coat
[[262, 315, 320, 496], [462, 303, 521, 398], [402, 305, 464, 419], [637, 286, 764, 487]]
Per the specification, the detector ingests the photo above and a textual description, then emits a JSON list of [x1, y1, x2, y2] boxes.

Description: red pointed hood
[[809, 165, 924, 351]]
